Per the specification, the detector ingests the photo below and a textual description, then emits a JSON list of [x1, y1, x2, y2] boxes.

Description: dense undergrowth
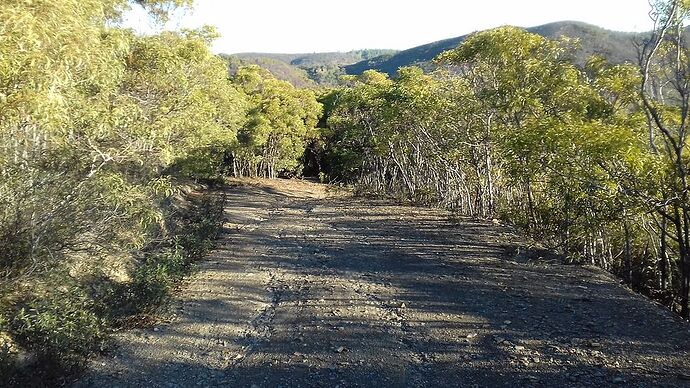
[[0, 185, 225, 386]]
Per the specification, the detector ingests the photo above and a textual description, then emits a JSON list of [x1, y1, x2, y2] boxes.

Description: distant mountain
[[224, 50, 399, 87], [234, 50, 399, 67], [346, 21, 643, 76], [223, 55, 316, 88], [223, 21, 646, 88]]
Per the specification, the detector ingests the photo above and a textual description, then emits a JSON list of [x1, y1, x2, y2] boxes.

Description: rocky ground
[[74, 178, 690, 388]]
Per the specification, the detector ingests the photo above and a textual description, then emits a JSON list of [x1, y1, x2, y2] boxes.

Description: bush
[[124, 245, 188, 314], [0, 187, 226, 385], [9, 287, 106, 371], [109, 190, 225, 316], [178, 194, 224, 259], [0, 315, 13, 380]]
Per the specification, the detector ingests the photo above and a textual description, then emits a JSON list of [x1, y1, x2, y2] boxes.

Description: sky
[[122, 0, 656, 54]]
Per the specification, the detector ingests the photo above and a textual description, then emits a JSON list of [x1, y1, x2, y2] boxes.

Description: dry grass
[[225, 177, 351, 200]]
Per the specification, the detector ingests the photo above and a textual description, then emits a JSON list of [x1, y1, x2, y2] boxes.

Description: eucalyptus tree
[[634, 0, 690, 318], [438, 27, 600, 228], [0, 0, 252, 370], [231, 66, 322, 178], [372, 67, 480, 208], [317, 7, 690, 319], [324, 70, 394, 190]]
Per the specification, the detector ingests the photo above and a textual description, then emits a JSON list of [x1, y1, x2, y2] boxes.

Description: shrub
[[124, 245, 188, 313], [9, 287, 106, 371]]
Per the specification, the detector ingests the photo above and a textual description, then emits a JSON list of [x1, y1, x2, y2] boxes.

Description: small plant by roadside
[[10, 286, 106, 372]]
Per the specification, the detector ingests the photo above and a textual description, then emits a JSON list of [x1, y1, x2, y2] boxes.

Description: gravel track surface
[[75, 179, 690, 388]]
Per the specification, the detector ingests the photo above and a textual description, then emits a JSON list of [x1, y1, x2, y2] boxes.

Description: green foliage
[[324, 25, 688, 318], [175, 192, 225, 259], [231, 66, 322, 178], [322, 71, 393, 182], [10, 287, 106, 370], [5, 0, 690, 383], [631, 0, 690, 318], [0, 0, 240, 380], [135, 0, 193, 22], [226, 56, 316, 89], [109, 191, 224, 315], [125, 245, 188, 313], [229, 50, 399, 86]]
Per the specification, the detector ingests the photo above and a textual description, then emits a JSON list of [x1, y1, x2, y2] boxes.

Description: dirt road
[[75, 179, 690, 387]]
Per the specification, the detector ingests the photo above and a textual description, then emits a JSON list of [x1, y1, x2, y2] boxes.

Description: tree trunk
[[624, 218, 632, 284], [526, 177, 537, 229], [660, 216, 670, 291], [679, 208, 690, 319], [671, 206, 689, 319]]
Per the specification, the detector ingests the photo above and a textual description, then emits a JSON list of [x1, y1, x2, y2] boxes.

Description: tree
[[636, 0, 690, 318], [0, 0, 251, 372], [231, 65, 322, 178], [324, 70, 393, 187], [438, 27, 596, 228], [322, 26, 685, 316]]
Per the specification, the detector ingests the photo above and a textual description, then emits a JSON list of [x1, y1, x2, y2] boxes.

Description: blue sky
[[122, 0, 655, 54]]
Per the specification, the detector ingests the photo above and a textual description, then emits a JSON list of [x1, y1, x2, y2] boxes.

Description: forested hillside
[[345, 21, 642, 75], [223, 21, 642, 86], [3, 0, 690, 386], [227, 50, 398, 86], [224, 55, 316, 88]]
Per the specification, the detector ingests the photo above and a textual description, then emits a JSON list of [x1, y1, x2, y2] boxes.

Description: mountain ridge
[[345, 21, 644, 75], [224, 50, 399, 86], [221, 21, 645, 86]]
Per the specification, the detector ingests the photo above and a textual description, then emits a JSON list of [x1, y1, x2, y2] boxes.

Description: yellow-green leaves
[[121, 30, 243, 167], [0, 0, 250, 282], [133, 0, 193, 23], [231, 65, 322, 177]]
